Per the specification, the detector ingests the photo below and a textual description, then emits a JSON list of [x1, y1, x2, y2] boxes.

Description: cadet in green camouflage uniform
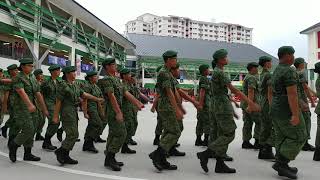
[[197, 49, 260, 174], [149, 50, 184, 171], [120, 68, 137, 154], [0, 68, 4, 125], [313, 62, 320, 161], [82, 71, 104, 154], [53, 66, 104, 165], [294, 58, 316, 151], [195, 64, 211, 146], [241, 62, 261, 149], [270, 46, 307, 179], [129, 76, 140, 145], [258, 56, 275, 160], [33, 69, 45, 141], [8, 58, 49, 163], [1, 64, 19, 139], [98, 58, 143, 171], [42, 64, 62, 151]]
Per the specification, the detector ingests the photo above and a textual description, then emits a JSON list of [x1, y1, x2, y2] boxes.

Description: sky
[[75, 0, 320, 58]]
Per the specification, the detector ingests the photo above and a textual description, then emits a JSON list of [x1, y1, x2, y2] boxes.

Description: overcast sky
[[75, 0, 320, 59]]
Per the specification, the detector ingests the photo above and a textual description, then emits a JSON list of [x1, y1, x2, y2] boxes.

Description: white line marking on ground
[[0, 151, 148, 180]]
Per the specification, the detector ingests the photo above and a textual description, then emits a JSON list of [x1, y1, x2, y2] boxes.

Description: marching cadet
[[53, 66, 104, 165], [82, 71, 104, 153], [258, 56, 275, 160], [241, 62, 261, 149], [313, 62, 320, 161], [294, 58, 316, 151], [197, 49, 260, 174], [41, 64, 62, 151], [33, 69, 45, 141], [1, 64, 19, 139], [98, 58, 144, 171], [8, 58, 49, 163], [119, 68, 137, 154], [195, 64, 211, 146], [149, 50, 184, 171], [270, 46, 307, 179]]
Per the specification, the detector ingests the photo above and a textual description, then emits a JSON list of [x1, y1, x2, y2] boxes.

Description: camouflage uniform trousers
[[123, 108, 135, 144], [45, 107, 60, 138], [61, 107, 79, 151], [196, 109, 211, 136], [272, 112, 307, 160], [84, 109, 103, 141], [13, 109, 37, 148], [242, 111, 261, 141], [316, 115, 320, 147], [259, 102, 274, 146], [159, 109, 181, 152], [208, 113, 236, 158], [302, 111, 311, 139], [104, 109, 127, 154], [35, 107, 45, 134], [133, 110, 138, 136]]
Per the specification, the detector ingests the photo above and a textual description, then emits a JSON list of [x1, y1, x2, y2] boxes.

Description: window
[[168, 30, 171, 33], [209, 30, 213, 32], [318, 52, 320, 60], [168, 20, 172, 22], [159, 20, 162, 23], [168, 25, 171, 27], [143, 29, 147, 32], [159, 30, 162, 33], [159, 25, 162, 28], [143, 24, 147, 27]]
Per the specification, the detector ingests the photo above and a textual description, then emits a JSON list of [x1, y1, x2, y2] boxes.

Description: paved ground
[[0, 102, 319, 180]]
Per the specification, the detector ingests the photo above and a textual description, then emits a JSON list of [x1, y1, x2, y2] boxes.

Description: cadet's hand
[[137, 102, 144, 111], [193, 101, 202, 110], [246, 102, 261, 113], [290, 115, 300, 126], [43, 110, 49, 118], [116, 112, 124, 122], [180, 106, 186, 115], [233, 111, 239, 120], [53, 116, 59, 124], [2, 105, 8, 114], [311, 102, 316, 108], [151, 107, 156, 113], [234, 102, 240, 108], [84, 113, 89, 119], [176, 109, 184, 120], [97, 98, 105, 103], [28, 104, 36, 113]]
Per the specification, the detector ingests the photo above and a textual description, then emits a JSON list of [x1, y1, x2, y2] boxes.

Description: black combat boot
[[121, 143, 136, 154], [253, 139, 262, 149], [197, 148, 214, 173], [313, 147, 320, 161], [153, 134, 160, 145], [64, 150, 78, 165], [94, 136, 106, 143], [161, 157, 178, 170], [195, 135, 204, 146], [242, 141, 255, 149], [54, 147, 66, 165], [104, 152, 121, 171], [272, 155, 297, 179], [83, 139, 99, 153], [129, 138, 137, 145], [168, 147, 185, 156], [57, 128, 63, 142], [258, 145, 275, 160], [149, 146, 166, 171], [203, 134, 209, 146], [215, 157, 236, 173], [113, 154, 124, 167], [8, 140, 19, 162], [42, 135, 57, 151], [1, 125, 8, 138], [23, 147, 41, 161], [35, 133, 45, 141], [302, 141, 316, 151]]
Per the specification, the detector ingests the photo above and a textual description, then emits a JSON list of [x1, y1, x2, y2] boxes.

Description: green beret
[[19, 58, 33, 65], [213, 49, 228, 61], [162, 50, 177, 61], [246, 62, 259, 71], [48, 64, 61, 71], [314, 62, 320, 73], [199, 64, 209, 74], [278, 46, 295, 58], [102, 58, 116, 67], [258, 56, 272, 66], [172, 63, 180, 70], [294, 58, 305, 65], [85, 71, 97, 78], [33, 69, 43, 76], [62, 66, 76, 73], [7, 64, 18, 70], [119, 68, 130, 74], [156, 66, 163, 73]]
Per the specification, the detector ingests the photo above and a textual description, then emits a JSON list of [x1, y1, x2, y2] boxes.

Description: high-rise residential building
[[125, 13, 253, 44]]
